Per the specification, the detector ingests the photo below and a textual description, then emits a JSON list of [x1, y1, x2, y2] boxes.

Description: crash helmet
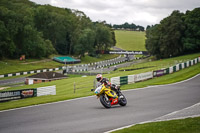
[[96, 74, 102, 82]]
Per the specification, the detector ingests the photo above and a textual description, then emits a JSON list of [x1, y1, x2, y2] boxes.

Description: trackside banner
[[153, 69, 166, 77], [0, 89, 37, 102], [109, 51, 144, 55], [134, 71, 153, 82], [96, 50, 148, 55]]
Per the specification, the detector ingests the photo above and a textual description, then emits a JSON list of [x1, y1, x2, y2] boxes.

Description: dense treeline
[[146, 8, 200, 59], [0, 0, 116, 59], [113, 22, 145, 31]]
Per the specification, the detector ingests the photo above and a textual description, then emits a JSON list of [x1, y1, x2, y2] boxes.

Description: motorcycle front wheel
[[118, 94, 127, 106], [100, 95, 111, 108]]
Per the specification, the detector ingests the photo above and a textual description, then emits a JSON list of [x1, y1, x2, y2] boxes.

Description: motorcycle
[[91, 84, 127, 108]]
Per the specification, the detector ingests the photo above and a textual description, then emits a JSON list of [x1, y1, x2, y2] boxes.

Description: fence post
[[74, 82, 76, 93], [93, 79, 96, 90]]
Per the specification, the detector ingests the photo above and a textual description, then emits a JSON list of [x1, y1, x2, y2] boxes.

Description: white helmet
[[96, 74, 102, 82]]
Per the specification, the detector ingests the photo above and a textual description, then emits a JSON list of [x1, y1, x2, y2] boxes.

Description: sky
[[30, 0, 200, 27]]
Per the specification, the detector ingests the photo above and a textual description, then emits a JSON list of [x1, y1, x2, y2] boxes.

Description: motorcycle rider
[[96, 74, 119, 94]]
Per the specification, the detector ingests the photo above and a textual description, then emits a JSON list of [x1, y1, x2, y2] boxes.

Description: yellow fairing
[[99, 85, 118, 99]]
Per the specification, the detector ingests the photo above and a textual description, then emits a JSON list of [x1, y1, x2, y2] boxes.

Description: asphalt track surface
[[0, 77, 25, 86], [0, 75, 200, 133]]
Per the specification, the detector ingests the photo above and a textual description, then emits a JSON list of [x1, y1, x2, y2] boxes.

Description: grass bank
[[112, 117, 200, 133], [115, 30, 146, 51]]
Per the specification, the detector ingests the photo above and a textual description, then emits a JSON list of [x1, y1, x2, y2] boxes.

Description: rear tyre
[[100, 95, 111, 108], [118, 94, 127, 106]]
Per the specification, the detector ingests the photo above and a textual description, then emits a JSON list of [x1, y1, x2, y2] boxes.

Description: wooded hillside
[[0, 0, 116, 59], [145, 8, 200, 59]]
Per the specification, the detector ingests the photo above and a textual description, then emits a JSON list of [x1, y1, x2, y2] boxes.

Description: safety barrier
[[37, 85, 56, 97], [111, 57, 200, 86], [111, 71, 153, 85], [0, 85, 56, 102], [0, 67, 62, 78]]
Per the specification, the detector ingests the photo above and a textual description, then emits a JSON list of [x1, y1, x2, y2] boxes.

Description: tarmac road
[[0, 77, 25, 86], [0, 75, 200, 133]]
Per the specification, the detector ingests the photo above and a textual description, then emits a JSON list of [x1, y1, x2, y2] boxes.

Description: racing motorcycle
[[91, 84, 127, 108]]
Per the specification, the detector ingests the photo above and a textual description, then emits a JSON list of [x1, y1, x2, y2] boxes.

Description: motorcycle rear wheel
[[100, 95, 111, 108], [118, 94, 127, 106]]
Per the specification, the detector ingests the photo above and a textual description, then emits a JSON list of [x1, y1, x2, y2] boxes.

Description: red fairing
[[110, 98, 118, 105]]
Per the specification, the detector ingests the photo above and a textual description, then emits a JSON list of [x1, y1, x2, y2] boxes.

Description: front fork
[[104, 94, 109, 101]]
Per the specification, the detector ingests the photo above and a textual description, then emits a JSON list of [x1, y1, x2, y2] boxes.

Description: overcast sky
[[30, 0, 200, 27]]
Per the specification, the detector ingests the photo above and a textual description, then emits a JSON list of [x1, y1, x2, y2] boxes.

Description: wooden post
[[93, 79, 96, 90], [74, 82, 76, 93]]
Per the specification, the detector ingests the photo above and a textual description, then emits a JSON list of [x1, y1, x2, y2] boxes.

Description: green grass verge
[[115, 30, 146, 51], [112, 117, 200, 133], [0, 53, 199, 111]]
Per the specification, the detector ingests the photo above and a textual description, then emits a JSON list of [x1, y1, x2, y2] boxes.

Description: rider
[[96, 74, 119, 94]]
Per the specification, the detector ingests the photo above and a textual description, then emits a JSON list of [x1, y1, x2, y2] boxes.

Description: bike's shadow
[[92, 105, 128, 110]]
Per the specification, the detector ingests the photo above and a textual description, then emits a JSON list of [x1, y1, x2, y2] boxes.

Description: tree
[[159, 10, 185, 58], [146, 25, 151, 30], [34, 5, 72, 55], [145, 24, 161, 58], [183, 8, 200, 53], [22, 25, 56, 58], [94, 22, 115, 51], [74, 28, 95, 57], [0, 0, 116, 59], [112, 22, 144, 31], [137, 25, 145, 31], [0, 20, 15, 58], [145, 10, 185, 59]]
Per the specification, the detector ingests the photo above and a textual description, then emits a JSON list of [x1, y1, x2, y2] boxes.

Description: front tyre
[[118, 94, 127, 106], [100, 95, 111, 108]]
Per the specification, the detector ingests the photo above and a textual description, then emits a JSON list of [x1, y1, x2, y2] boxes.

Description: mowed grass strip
[[112, 117, 200, 133], [115, 30, 146, 51], [0, 53, 200, 111]]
